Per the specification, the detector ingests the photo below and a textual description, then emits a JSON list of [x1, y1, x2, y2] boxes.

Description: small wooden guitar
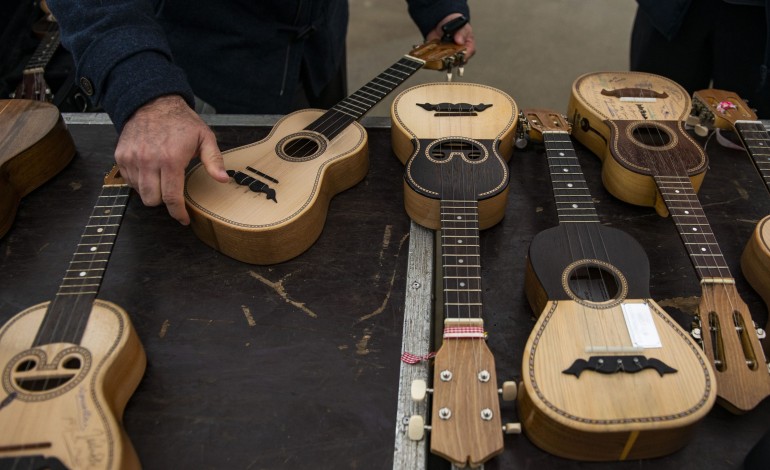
[[519, 109, 715, 461], [0, 166, 146, 469], [391, 82, 518, 467], [0, 99, 75, 238], [691, 89, 770, 354], [183, 40, 466, 265], [569, 71, 770, 413]]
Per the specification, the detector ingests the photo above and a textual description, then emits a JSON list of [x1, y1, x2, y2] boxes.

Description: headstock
[[521, 108, 571, 142], [104, 164, 128, 186], [406, 40, 466, 72], [691, 89, 758, 132]]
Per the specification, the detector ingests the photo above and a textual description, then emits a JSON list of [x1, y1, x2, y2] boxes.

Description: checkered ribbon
[[443, 326, 485, 338], [400, 351, 436, 364]]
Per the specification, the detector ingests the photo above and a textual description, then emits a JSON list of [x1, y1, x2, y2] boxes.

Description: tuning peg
[[694, 124, 709, 137], [446, 71, 453, 82], [499, 381, 518, 401], [407, 415, 427, 441], [685, 115, 701, 127], [410, 379, 431, 401], [754, 322, 766, 340], [458, 66, 464, 77], [691, 327, 702, 340], [503, 422, 522, 435], [515, 137, 528, 149]]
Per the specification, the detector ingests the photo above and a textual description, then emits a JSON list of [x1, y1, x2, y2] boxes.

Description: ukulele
[[0, 99, 75, 238], [0, 166, 146, 469], [691, 89, 770, 354], [518, 109, 714, 461], [183, 39, 467, 265], [391, 82, 519, 467], [568, 71, 770, 413]]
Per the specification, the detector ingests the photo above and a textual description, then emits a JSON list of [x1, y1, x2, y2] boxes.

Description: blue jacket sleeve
[[46, 0, 195, 133], [406, 0, 471, 38]]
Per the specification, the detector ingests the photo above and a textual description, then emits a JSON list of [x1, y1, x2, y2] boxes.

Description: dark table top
[[1, 118, 769, 469]]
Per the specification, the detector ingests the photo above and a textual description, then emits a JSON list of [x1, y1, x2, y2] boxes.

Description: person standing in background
[[630, 0, 769, 118]]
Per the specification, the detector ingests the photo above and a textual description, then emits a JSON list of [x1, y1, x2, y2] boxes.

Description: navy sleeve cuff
[[100, 50, 195, 134]]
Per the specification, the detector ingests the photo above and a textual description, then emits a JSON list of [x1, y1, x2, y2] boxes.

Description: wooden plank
[[393, 221, 433, 469]]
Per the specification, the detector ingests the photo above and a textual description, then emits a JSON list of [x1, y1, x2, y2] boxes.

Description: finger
[[199, 130, 229, 183], [160, 162, 190, 225]]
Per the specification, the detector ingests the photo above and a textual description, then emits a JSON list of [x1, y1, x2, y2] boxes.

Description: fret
[[735, 121, 770, 194], [543, 132, 599, 223], [307, 58, 422, 140], [24, 28, 60, 71], [440, 199, 483, 320], [652, 175, 733, 280], [34, 184, 131, 346]]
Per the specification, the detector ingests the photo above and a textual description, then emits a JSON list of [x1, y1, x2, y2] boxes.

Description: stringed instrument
[[569, 71, 770, 413], [183, 39, 466, 265], [691, 89, 770, 353], [0, 99, 75, 238], [11, 4, 60, 103], [391, 82, 519, 467], [518, 109, 715, 461], [0, 166, 146, 469]]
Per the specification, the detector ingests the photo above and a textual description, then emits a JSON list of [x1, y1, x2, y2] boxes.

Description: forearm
[[46, 0, 194, 132]]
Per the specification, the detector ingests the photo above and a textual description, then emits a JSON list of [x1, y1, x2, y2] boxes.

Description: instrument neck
[[734, 120, 770, 195], [543, 132, 600, 224], [34, 184, 131, 346], [306, 56, 425, 140], [652, 175, 733, 283], [25, 24, 60, 71], [440, 199, 483, 320]]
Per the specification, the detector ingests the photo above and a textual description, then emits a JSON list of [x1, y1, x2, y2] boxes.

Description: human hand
[[114, 95, 230, 225], [426, 13, 476, 60]]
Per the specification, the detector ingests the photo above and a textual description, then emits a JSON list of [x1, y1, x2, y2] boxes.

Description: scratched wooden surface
[[0, 121, 769, 469]]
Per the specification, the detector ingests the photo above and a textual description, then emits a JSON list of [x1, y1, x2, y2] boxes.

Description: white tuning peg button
[[503, 422, 522, 435], [500, 381, 518, 401], [407, 415, 426, 441], [685, 115, 700, 127], [411, 379, 428, 401], [694, 124, 709, 137]]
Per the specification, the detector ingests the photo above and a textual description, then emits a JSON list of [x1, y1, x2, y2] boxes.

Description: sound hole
[[283, 137, 320, 159], [5, 347, 91, 399], [567, 264, 620, 302], [631, 125, 671, 147], [428, 140, 484, 160]]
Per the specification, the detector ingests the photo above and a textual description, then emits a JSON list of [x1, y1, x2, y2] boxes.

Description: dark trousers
[[631, 0, 769, 118]]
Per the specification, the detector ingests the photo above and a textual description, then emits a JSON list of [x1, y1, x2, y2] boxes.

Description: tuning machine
[[405, 378, 521, 441]]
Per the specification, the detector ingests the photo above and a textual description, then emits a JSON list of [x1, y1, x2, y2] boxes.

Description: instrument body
[[0, 99, 75, 238], [568, 71, 706, 217], [0, 168, 146, 468], [390, 82, 517, 230], [519, 110, 715, 461], [570, 72, 770, 413], [391, 82, 517, 467], [184, 41, 466, 265], [0, 300, 145, 469]]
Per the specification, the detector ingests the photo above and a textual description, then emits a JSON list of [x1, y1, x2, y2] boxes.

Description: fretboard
[[24, 24, 60, 72], [306, 56, 424, 140], [543, 132, 600, 224], [34, 184, 131, 346], [735, 120, 770, 194], [440, 200, 483, 319], [653, 175, 732, 282]]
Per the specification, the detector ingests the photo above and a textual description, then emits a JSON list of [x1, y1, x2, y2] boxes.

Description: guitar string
[[36, 182, 128, 419], [639, 115, 747, 369], [243, 58, 423, 168], [546, 131, 620, 353]]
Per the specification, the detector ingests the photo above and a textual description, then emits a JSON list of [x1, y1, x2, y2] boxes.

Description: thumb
[[199, 132, 229, 183]]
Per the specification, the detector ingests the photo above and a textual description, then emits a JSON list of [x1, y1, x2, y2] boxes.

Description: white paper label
[[622, 302, 662, 348]]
